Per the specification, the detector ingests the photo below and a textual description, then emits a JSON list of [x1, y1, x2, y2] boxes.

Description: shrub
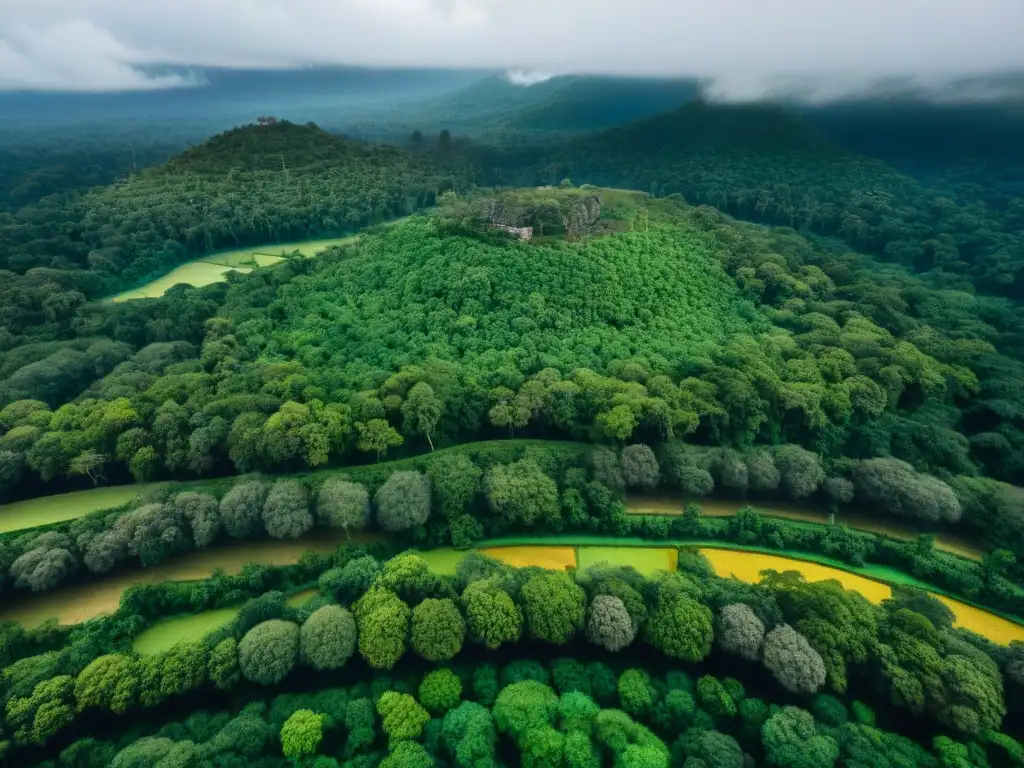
[[521, 573, 587, 644], [620, 444, 660, 490], [280, 710, 324, 760], [238, 620, 300, 685], [419, 669, 462, 714], [220, 479, 268, 538], [317, 477, 371, 535], [300, 605, 357, 670], [715, 603, 765, 661], [411, 598, 466, 662], [262, 479, 313, 539], [586, 595, 636, 651], [376, 471, 432, 531], [762, 625, 827, 694]]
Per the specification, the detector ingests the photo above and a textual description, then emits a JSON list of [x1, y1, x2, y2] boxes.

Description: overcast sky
[[2, 0, 1023, 100]]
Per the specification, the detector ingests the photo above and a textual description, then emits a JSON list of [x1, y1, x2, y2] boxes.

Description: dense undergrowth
[[4, 539, 1024, 767]]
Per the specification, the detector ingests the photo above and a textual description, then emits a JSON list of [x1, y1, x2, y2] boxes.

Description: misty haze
[[1, 3, 1024, 767]]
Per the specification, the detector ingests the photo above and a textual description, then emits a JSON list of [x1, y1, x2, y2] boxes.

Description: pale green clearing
[[0, 484, 158, 534], [417, 547, 466, 576], [577, 545, 676, 576], [132, 587, 320, 655], [111, 262, 252, 301], [109, 218, 411, 302]]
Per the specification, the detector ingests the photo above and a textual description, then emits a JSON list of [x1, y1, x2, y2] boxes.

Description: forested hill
[[487, 101, 1024, 299], [0, 121, 443, 344]]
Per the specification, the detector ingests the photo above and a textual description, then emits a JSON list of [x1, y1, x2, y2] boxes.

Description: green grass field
[[417, 547, 467, 576], [0, 485, 158, 534], [577, 545, 675, 576], [109, 218, 412, 302], [132, 587, 319, 655]]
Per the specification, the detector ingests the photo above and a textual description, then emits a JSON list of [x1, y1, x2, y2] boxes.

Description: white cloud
[[1, 0, 1022, 99], [504, 70, 556, 87]]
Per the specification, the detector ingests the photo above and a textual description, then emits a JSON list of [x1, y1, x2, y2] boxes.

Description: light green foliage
[[558, 692, 600, 734], [374, 551, 441, 603], [411, 598, 466, 661], [462, 577, 523, 649], [280, 709, 324, 760], [353, 587, 411, 669], [493, 680, 559, 740], [380, 739, 435, 768], [643, 592, 714, 661], [697, 676, 737, 718], [484, 458, 560, 527], [238, 619, 300, 685], [110, 736, 196, 768], [521, 572, 587, 644], [300, 604, 357, 670], [159, 641, 207, 698], [375, 471, 432, 531], [419, 669, 462, 714], [207, 638, 240, 691], [521, 725, 566, 768], [762, 706, 839, 768], [73, 654, 137, 714], [358, 419, 404, 461], [4, 674, 75, 745], [564, 730, 600, 768], [618, 670, 657, 717], [402, 382, 443, 450], [377, 692, 430, 743]]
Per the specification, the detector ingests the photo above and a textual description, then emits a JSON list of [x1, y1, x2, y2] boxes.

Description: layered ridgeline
[[485, 101, 1024, 298], [341, 74, 700, 143], [2, 188, 1023, 551], [0, 121, 442, 343]]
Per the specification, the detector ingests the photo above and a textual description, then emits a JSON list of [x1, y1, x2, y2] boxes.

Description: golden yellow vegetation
[[698, 548, 894, 604], [479, 546, 576, 571]]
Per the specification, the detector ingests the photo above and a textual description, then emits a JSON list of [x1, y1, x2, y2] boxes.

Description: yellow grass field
[[626, 495, 985, 561], [699, 547, 894, 604], [699, 547, 1024, 643], [479, 546, 576, 571]]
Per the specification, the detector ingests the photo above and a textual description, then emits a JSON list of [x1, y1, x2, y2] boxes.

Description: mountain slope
[[501, 101, 1024, 298], [0, 122, 441, 342]]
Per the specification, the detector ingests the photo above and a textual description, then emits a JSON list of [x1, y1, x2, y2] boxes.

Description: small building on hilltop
[[495, 224, 533, 241]]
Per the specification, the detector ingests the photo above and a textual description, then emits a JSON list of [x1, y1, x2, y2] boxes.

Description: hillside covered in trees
[[2, 82, 1024, 768]]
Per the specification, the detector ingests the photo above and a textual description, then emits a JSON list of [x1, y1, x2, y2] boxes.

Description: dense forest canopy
[[1, 71, 1024, 768]]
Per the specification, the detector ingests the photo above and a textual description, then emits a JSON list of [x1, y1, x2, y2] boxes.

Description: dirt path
[[0, 531, 374, 628], [625, 495, 985, 561]]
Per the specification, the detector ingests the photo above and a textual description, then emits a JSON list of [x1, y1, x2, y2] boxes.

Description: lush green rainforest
[[2, 103, 1024, 768]]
